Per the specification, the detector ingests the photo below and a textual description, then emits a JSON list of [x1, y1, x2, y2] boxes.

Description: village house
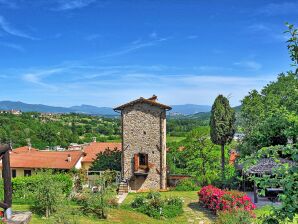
[[81, 141, 121, 170], [0, 146, 83, 177], [0, 141, 121, 178], [114, 95, 171, 191]]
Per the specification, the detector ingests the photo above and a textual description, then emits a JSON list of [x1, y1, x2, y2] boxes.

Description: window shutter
[[145, 154, 149, 167], [134, 154, 139, 171]]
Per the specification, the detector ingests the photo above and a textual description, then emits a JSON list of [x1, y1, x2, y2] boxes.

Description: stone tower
[[114, 95, 171, 191]]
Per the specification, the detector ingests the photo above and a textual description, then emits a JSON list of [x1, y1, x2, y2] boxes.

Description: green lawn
[[11, 191, 278, 224]]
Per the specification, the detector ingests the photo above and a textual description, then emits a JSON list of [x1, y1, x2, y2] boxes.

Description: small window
[[12, 169, 16, 178], [24, 170, 31, 177], [139, 153, 148, 168]]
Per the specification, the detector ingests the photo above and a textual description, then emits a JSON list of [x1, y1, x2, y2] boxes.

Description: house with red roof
[[0, 146, 84, 177], [0, 142, 122, 178], [81, 142, 121, 170]]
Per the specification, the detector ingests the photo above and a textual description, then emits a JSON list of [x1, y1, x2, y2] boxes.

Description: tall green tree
[[210, 95, 235, 183], [90, 147, 121, 171], [184, 126, 221, 185]]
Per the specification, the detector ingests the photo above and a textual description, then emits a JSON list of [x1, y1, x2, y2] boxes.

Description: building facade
[[114, 95, 171, 191]]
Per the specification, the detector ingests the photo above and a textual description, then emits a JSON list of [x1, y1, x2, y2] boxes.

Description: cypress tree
[[210, 95, 236, 184]]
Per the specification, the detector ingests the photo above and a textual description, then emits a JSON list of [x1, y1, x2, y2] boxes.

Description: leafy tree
[[30, 171, 66, 218], [210, 95, 236, 183], [184, 126, 221, 185], [285, 23, 298, 70], [90, 147, 121, 171]]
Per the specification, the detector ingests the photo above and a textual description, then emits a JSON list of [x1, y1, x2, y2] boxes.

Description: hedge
[[0, 172, 73, 203]]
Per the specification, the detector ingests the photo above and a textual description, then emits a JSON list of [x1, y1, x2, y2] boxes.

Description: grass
[[166, 136, 186, 143], [11, 191, 279, 224]]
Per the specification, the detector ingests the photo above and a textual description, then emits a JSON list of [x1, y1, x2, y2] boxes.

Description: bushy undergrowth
[[130, 192, 183, 219], [216, 209, 254, 224], [175, 178, 200, 191], [0, 171, 72, 204]]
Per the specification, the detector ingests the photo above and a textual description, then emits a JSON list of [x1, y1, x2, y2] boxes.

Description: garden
[[0, 22, 297, 224]]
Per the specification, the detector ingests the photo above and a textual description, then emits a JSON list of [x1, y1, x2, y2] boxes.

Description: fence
[[86, 170, 121, 188]]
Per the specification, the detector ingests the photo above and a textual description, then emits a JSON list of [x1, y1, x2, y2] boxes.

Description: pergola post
[[253, 180, 258, 204], [0, 144, 12, 219]]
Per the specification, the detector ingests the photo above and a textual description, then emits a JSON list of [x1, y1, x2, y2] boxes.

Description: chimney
[[148, 94, 157, 101], [92, 137, 96, 142], [27, 138, 31, 151], [67, 154, 71, 162]]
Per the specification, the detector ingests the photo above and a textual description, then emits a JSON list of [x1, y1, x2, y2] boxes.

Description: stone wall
[[122, 102, 167, 191]]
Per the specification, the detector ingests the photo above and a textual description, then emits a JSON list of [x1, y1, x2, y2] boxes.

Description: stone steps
[[118, 180, 129, 194]]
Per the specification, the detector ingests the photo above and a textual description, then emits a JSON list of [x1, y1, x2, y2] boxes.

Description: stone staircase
[[118, 180, 129, 195]]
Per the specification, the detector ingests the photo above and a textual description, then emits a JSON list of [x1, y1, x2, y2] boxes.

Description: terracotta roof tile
[[114, 96, 171, 111], [82, 142, 121, 163], [3, 147, 83, 170], [12, 146, 38, 153]]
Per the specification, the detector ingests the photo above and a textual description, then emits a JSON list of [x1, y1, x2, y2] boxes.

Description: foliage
[[0, 112, 120, 149], [285, 23, 298, 68], [130, 192, 184, 219], [184, 126, 222, 185], [240, 74, 298, 156], [198, 185, 256, 213], [167, 115, 210, 136], [210, 95, 236, 183], [79, 174, 118, 219], [0, 171, 72, 203], [167, 126, 237, 187], [30, 171, 67, 218], [216, 209, 254, 224], [242, 144, 298, 223], [240, 23, 298, 156], [175, 178, 200, 191], [90, 147, 121, 171]]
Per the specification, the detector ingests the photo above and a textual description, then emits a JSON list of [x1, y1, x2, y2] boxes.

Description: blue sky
[[0, 0, 297, 107]]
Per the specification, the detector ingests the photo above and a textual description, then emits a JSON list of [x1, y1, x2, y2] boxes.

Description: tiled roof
[[82, 142, 121, 163], [12, 146, 38, 153], [4, 147, 83, 170], [246, 158, 296, 174], [114, 95, 171, 111]]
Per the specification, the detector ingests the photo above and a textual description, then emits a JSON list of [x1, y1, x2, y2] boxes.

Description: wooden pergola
[[0, 144, 12, 219], [243, 158, 295, 203]]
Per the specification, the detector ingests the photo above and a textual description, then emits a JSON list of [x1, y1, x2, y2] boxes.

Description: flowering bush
[[130, 192, 184, 219], [198, 185, 256, 213]]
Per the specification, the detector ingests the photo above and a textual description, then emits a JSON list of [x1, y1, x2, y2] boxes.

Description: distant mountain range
[[0, 100, 215, 116]]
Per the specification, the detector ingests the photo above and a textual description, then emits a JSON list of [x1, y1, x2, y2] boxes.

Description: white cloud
[[100, 37, 170, 58], [0, 15, 37, 40], [0, 0, 17, 8], [18, 61, 277, 107], [0, 41, 24, 52], [258, 2, 298, 16], [234, 60, 262, 71], [54, 0, 96, 10]]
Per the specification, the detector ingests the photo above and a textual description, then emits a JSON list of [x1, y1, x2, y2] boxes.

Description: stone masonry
[[114, 96, 170, 191]]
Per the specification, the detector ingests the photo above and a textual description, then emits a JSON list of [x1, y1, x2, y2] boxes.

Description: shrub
[[130, 192, 183, 219], [131, 195, 146, 208], [198, 185, 256, 213], [216, 209, 254, 224], [30, 171, 66, 218], [0, 171, 73, 203], [146, 191, 161, 199], [175, 178, 200, 191], [79, 176, 117, 219]]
